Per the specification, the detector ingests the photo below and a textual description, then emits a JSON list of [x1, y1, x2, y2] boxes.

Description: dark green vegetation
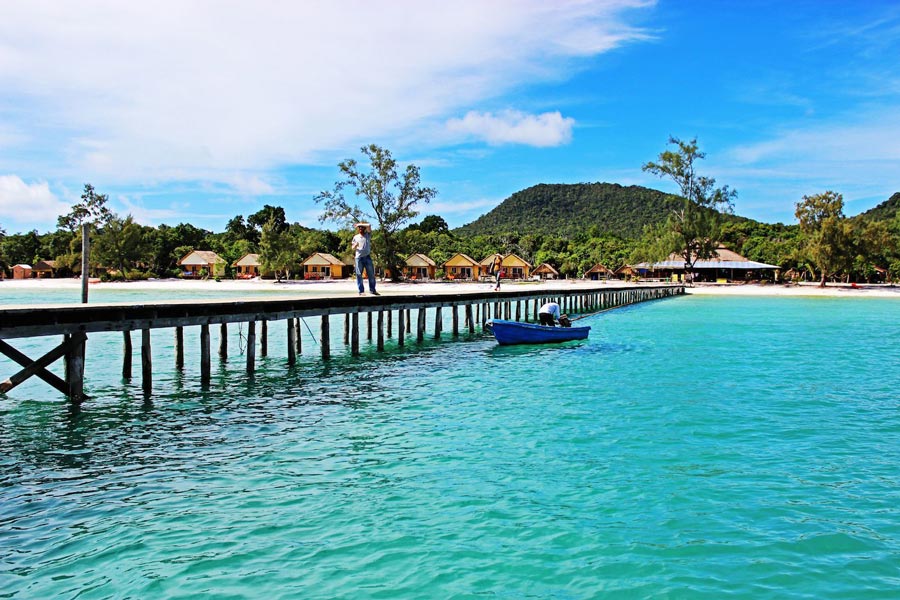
[[2, 182, 899, 284]]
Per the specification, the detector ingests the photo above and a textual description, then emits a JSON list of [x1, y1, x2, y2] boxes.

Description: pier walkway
[[0, 284, 683, 401]]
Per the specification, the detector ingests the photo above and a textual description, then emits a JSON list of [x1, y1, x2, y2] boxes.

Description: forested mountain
[[855, 192, 900, 222], [454, 182, 730, 239]]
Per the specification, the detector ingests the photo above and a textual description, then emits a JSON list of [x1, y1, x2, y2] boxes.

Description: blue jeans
[[355, 254, 376, 293]]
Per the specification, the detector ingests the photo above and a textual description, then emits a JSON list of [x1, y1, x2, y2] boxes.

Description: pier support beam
[[141, 329, 152, 396]]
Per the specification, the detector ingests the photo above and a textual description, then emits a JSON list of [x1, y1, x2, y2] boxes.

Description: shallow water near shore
[[2, 292, 899, 598]]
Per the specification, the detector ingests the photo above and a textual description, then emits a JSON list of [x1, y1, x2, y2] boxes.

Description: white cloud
[[0, 1, 653, 185], [0, 175, 69, 230], [446, 110, 576, 147]]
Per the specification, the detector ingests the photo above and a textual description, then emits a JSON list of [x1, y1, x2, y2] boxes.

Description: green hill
[[454, 182, 692, 239], [856, 192, 900, 222]]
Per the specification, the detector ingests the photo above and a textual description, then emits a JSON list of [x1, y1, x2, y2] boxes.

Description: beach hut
[[301, 253, 349, 280], [479, 253, 533, 280], [12, 264, 32, 279], [633, 247, 780, 283], [232, 253, 262, 279], [584, 263, 615, 281], [442, 253, 480, 281], [404, 253, 437, 280], [178, 250, 226, 279], [32, 260, 57, 279], [532, 263, 560, 280], [615, 264, 639, 281]]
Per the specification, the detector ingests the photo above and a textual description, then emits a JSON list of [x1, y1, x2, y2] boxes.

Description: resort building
[[479, 253, 533, 280], [12, 264, 32, 279], [532, 263, 560, 280], [633, 247, 780, 282], [404, 253, 437, 280], [32, 260, 57, 279], [178, 250, 227, 278], [442, 253, 481, 281], [584, 263, 615, 281], [615, 265, 640, 281], [301, 253, 349, 280], [233, 253, 262, 279]]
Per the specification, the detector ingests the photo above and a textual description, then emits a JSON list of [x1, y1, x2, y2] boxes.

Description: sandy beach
[[2, 276, 899, 298]]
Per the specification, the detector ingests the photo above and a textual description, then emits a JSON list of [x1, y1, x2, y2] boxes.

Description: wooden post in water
[[141, 329, 152, 396], [287, 318, 296, 366], [321, 315, 330, 360], [434, 306, 442, 339], [200, 324, 210, 384], [452, 305, 459, 336], [406, 309, 411, 334], [351, 312, 360, 356], [294, 318, 302, 355], [65, 333, 86, 401], [246, 321, 256, 373], [344, 314, 350, 345], [122, 331, 132, 379], [219, 323, 227, 360], [174, 326, 184, 370], [377, 311, 384, 351], [397, 309, 405, 347], [417, 308, 426, 342], [466, 304, 475, 334], [387, 310, 393, 338], [367, 312, 373, 341], [261, 320, 267, 357]]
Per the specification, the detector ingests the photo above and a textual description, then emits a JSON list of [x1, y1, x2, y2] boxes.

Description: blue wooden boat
[[486, 319, 590, 345]]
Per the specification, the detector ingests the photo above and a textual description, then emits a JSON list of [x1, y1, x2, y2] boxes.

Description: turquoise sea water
[[2, 289, 899, 598]]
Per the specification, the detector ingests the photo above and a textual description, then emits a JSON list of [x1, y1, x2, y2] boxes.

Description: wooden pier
[[0, 284, 683, 401]]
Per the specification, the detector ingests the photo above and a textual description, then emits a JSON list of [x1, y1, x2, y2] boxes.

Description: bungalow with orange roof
[[404, 253, 437, 280], [233, 253, 262, 279], [301, 252, 349, 280], [178, 250, 226, 278], [615, 264, 639, 281], [442, 253, 481, 281], [532, 263, 559, 280], [584, 263, 615, 281]]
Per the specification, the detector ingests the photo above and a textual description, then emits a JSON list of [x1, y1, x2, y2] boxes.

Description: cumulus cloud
[[0, 176, 70, 230], [446, 110, 576, 147], [0, 1, 653, 184]]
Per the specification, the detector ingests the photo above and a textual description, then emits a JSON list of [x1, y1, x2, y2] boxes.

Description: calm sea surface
[[2, 287, 899, 599]]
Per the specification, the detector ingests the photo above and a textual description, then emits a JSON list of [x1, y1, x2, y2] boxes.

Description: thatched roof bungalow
[[232, 253, 262, 279], [405, 253, 437, 280], [301, 252, 349, 279], [584, 263, 615, 281], [532, 263, 559, 280], [178, 250, 226, 278], [442, 253, 480, 281]]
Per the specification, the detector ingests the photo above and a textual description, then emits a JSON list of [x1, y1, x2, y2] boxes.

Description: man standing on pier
[[352, 223, 379, 296]]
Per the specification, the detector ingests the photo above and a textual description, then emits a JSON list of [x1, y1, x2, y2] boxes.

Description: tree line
[[2, 143, 899, 284]]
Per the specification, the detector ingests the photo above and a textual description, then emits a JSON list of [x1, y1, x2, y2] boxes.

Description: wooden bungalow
[[404, 253, 437, 280], [633, 247, 780, 283], [178, 250, 226, 278], [233, 253, 262, 279], [584, 263, 615, 281], [532, 263, 560, 280], [12, 264, 32, 279], [442, 253, 481, 281], [32, 260, 57, 279], [301, 253, 349, 280], [615, 264, 640, 281], [480, 253, 533, 280]]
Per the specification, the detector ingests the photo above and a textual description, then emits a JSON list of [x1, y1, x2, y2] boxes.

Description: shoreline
[[2, 277, 900, 298]]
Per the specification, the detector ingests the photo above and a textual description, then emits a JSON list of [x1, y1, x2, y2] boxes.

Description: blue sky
[[1, 0, 898, 234]]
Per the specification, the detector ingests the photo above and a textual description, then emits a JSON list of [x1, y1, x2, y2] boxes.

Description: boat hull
[[487, 319, 590, 345]]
